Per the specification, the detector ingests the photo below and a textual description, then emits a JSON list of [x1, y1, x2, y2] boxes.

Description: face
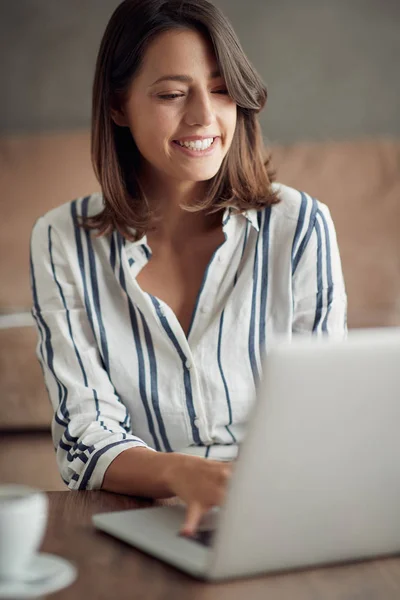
[[111, 28, 237, 188]]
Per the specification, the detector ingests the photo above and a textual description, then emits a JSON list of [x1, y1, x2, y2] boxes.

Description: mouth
[[172, 136, 219, 156]]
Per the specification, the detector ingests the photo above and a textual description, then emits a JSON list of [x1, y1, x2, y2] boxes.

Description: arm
[[102, 446, 232, 513], [292, 200, 347, 338], [30, 215, 154, 490], [102, 446, 179, 497]]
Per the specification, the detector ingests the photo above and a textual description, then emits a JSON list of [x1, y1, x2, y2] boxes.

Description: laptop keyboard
[[179, 529, 215, 547], [178, 507, 219, 547]]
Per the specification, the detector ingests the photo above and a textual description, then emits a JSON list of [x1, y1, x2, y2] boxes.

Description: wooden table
[[41, 491, 400, 599]]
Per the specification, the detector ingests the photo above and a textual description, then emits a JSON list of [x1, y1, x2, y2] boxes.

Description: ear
[[110, 107, 129, 127]]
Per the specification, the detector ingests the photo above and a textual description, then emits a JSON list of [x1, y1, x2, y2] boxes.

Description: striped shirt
[[30, 182, 347, 490]]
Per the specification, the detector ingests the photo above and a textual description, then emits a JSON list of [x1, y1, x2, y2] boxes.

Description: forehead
[[137, 28, 219, 83]]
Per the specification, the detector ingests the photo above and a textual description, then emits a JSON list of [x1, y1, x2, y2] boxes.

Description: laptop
[[93, 327, 400, 581]]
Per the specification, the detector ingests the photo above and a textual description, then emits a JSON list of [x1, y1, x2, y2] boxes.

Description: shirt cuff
[[68, 439, 155, 491]]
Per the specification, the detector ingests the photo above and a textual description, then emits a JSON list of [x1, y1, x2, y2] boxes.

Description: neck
[[139, 167, 221, 242]]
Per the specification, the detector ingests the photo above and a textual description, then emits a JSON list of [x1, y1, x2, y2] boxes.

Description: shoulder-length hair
[[84, 0, 279, 241]]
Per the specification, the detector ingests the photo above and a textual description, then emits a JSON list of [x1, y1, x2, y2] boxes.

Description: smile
[[172, 136, 219, 157], [175, 137, 215, 151]]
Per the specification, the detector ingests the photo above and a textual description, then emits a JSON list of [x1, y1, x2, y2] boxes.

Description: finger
[[180, 502, 205, 537]]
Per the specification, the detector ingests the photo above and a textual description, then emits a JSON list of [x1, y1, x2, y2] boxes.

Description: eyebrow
[[149, 69, 222, 87]]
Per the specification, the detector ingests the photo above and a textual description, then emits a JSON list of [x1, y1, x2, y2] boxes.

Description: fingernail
[[181, 528, 192, 537]]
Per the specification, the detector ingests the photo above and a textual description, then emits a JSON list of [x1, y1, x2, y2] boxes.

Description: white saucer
[[0, 553, 77, 599]]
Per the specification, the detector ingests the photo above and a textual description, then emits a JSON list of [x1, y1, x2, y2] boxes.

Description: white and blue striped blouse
[[29, 182, 347, 490]]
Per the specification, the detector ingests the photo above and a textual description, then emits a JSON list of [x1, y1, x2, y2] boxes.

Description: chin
[[180, 165, 223, 182]]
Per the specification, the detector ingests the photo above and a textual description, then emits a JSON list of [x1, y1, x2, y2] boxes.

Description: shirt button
[[200, 306, 208, 313], [185, 359, 192, 370], [194, 418, 201, 427]]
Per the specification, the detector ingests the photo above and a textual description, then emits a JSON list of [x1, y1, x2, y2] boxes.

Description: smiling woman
[[86, 0, 278, 241], [29, 0, 347, 537]]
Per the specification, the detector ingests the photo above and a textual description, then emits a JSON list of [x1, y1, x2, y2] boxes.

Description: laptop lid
[[207, 328, 400, 580]]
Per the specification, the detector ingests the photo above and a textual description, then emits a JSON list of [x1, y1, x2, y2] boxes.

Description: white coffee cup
[[0, 484, 49, 581]]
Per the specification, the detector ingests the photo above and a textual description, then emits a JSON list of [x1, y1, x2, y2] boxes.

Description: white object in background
[[0, 313, 33, 329]]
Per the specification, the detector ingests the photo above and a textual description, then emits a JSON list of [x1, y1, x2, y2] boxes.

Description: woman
[[30, 0, 347, 536]]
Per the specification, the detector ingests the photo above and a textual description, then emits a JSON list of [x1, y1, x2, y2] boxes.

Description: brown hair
[[84, 0, 279, 241]]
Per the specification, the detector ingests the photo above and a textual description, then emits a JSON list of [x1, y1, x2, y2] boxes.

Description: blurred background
[[1, 0, 399, 139], [1, 1, 399, 490]]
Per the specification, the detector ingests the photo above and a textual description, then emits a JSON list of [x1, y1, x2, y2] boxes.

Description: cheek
[[128, 100, 174, 145], [136, 112, 180, 159]]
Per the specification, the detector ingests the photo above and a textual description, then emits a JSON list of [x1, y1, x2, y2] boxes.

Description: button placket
[[185, 355, 211, 441], [193, 248, 224, 328]]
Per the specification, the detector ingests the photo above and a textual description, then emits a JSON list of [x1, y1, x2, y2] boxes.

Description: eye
[[158, 93, 185, 100], [212, 88, 229, 95]]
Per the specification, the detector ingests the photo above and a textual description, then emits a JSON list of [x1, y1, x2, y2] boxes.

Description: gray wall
[[1, 0, 399, 143]]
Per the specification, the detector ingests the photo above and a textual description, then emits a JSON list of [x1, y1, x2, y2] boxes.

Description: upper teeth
[[178, 138, 214, 150]]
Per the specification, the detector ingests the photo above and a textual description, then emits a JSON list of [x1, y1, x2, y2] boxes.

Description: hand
[[165, 454, 234, 536]]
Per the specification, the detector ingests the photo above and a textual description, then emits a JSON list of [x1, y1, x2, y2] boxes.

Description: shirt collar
[[243, 209, 260, 232], [222, 207, 260, 233], [125, 206, 260, 256]]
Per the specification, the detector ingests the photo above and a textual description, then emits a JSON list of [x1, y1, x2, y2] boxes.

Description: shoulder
[[32, 192, 104, 235], [250, 183, 337, 264], [270, 182, 327, 224], [263, 183, 340, 277], [266, 182, 335, 240]]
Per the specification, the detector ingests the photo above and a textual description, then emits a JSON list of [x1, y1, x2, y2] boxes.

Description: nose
[[184, 90, 214, 128]]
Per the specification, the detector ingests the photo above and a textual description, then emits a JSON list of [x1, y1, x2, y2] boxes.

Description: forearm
[[101, 446, 185, 499], [102, 446, 234, 536]]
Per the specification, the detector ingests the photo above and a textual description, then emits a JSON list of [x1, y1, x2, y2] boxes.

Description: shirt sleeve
[[29, 216, 154, 491], [292, 200, 347, 339]]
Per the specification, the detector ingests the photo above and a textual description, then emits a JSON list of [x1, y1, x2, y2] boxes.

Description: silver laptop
[[93, 327, 400, 581]]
